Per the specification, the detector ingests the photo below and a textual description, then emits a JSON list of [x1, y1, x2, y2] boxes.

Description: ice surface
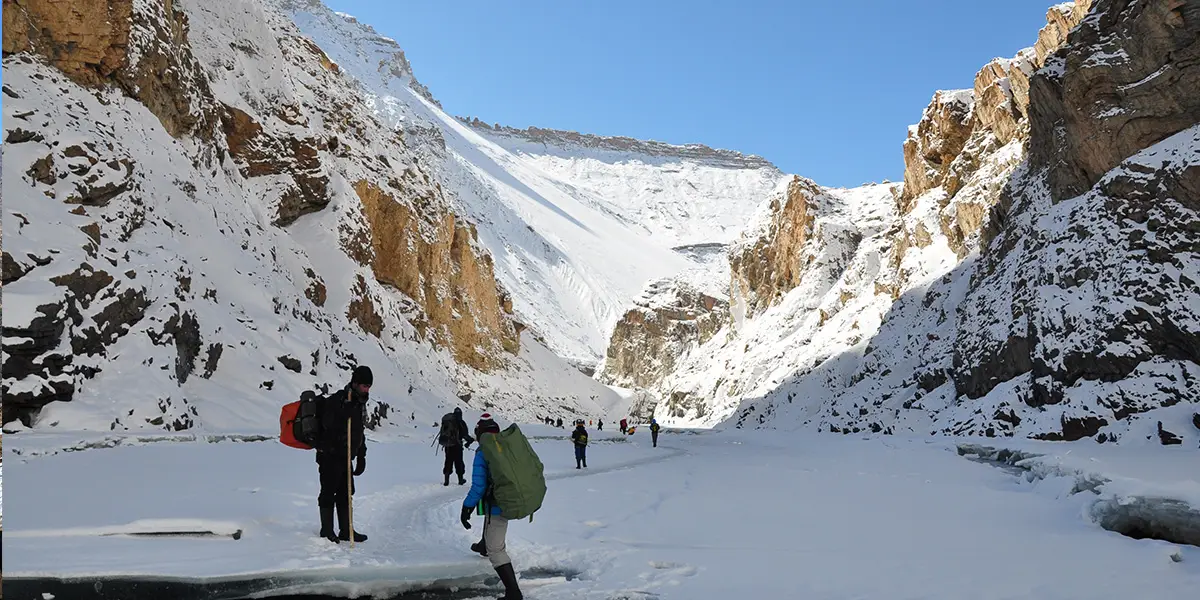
[[5, 429, 1198, 598]]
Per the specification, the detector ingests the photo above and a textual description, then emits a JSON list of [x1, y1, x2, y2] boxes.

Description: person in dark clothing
[[440, 407, 475, 486], [619, 418, 628, 434], [556, 417, 563, 428], [315, 365, 372, 544], [597, 419, 603, 431], [649, 418, 661, 448], [571, 420, 589, 468]]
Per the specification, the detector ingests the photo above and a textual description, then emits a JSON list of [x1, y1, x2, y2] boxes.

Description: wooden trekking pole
[[347, 417, 354, 549]]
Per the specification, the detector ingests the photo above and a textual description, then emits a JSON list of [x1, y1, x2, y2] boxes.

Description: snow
[[1, 0, 632, 435], [5, 429, 1198, 598], [279, 0, 784, 363]]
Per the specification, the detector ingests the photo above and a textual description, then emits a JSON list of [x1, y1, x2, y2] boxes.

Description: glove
[[353, 454, 366, 476], [460, 505, 473, 530]]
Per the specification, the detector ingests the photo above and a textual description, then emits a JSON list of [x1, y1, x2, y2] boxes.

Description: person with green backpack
[[460, 413, 547, 600]]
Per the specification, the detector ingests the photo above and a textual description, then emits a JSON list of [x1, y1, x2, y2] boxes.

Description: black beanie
[[351, 365, 373, 386]]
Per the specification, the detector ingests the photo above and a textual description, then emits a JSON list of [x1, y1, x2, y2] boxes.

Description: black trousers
[[443, 444, 465, 476], [652, 432, 659, 447], [317, 451, 355, 532]]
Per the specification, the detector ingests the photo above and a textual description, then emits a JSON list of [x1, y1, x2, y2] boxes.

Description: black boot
[[458, 474, 467, 485], [319, 502, 339, 544], [494, 562, 522, 600], [336, 496, 367, 543], [444, 473, 451, 486], [470, 533, 488, 557], [583, 457, 587, 468]]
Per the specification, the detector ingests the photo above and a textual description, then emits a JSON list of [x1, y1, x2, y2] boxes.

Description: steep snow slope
[[647, 0, 1200, 446], [458, 120, 784, 247], [279, 0, 786, 363], [1, 0, 622, 434]]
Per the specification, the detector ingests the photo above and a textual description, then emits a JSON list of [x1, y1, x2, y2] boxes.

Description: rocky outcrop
[[352, 181, 519, 371], [1, 0, 132, 85], [458, 117, 777, 170], [901, 0, 1199, 441], [900, 90, 975, 208], [221, 105, 330, 226], [729, 176, 821, 316], [2, 0, 219, 139], [651, 0, 1197, 446], [1030, 0, 1200, 202], [599, 279, 728, 389], [899, 1, 1095, 259]]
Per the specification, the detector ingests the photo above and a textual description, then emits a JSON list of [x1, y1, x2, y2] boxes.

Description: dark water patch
[[957, 443, 1200, 548], [3, 568, 582, 600]]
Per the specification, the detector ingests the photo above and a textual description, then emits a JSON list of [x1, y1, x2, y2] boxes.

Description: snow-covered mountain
[[278, 0, 786, 365], [618, 0, 1200, 446], [1, 0, 780, 433]]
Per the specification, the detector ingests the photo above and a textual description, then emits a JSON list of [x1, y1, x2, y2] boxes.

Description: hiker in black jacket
[[571, 420, 589, 468], [315, 365, 371, 544], [439, 407, 474, 486]]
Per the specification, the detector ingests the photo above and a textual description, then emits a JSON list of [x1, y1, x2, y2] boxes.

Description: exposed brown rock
[[1035, 1, 1095, 66], [296, 36, 339, 73], [346, 274, 383, 338], [353, 181, 519, 369], [900, 91, 974, 208], [973, 59, 1021, 145], [730, 176, 819, 315], [304, 268, 327, 307], [1030, 0, 1200, 201], [221, 105, 330, 225], [3, 0, 218, 138], [599, 280, 729, 389], [1, 0, 132, 84]]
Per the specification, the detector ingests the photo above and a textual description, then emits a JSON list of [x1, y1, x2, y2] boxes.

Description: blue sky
[[327, 0, 1053, 188]]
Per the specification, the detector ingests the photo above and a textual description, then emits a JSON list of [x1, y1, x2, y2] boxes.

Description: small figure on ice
[[437, 407, 474, 486], [571, 419, 589, 469]]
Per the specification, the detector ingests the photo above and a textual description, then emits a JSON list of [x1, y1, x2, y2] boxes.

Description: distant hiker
[[410, 411, 415, 421], [650, 418, 661, 448], [571, 420, 589, 468], [556, 417, 563, 428], [314, 365, 371, 544], [461, 413, 547, 600], [619, 418, 628, 434], [439, 408, 475, 485], [597, 419, 603, 431]]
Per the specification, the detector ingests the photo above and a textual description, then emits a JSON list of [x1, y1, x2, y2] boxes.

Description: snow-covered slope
[[278, 0, 786, 364], [1, 0, 625, 434], [641, 0, 1200, 446]]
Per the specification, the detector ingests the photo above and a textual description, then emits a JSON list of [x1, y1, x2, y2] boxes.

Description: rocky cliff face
[[457, 118, 776, 170], [0, 0, 611, 431], [636, 0, 1199, 446], [351, 181, 519, 370], [728, 177, 822, 319], [598, 278, 728, 389]]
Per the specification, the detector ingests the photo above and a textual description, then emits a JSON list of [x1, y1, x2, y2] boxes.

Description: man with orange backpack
[[313, 365, 371, 544]]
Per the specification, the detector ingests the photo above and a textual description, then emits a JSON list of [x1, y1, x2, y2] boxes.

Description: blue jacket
[[463, 448, 502, 515]]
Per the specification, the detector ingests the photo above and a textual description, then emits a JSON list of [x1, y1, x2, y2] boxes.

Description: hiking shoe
[[339, 530, 367, 543]]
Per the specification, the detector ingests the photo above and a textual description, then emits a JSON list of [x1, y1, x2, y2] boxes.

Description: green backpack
[[480, 424, 547, 520]]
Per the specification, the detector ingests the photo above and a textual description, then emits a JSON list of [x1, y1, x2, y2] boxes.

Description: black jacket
[[316, 384, 367, 460], [442, 414, 475, 447], [571, 427, 588, 447]]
